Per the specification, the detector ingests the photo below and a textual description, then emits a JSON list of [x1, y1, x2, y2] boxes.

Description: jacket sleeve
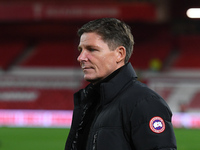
[[124, 92, 177, 150]]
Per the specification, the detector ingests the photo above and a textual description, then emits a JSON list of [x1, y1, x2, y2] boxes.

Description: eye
[[88, 48, 97, 52], [78, 47, 82, 53]]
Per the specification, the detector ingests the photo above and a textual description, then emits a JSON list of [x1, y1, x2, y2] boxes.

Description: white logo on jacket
[[153, 121, 163, 128]]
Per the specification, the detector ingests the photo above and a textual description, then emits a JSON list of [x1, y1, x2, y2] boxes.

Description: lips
[[81, 63, 94, 70], [82, 67, 93, 71]]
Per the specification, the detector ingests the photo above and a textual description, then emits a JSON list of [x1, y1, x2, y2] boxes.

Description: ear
[[116, 46, 126, 64]]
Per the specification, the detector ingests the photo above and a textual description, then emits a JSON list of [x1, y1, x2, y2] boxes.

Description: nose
[[77, 50, 88, 62]]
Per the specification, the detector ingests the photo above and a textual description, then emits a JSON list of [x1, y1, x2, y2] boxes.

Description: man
[[65, 18, 177, 150]]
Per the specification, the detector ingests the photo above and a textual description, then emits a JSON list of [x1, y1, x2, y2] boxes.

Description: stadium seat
[[130, 40, 172, 70], [0, 88, 75, 110], [20, 41, 79, 68], [0, 41, 26, 70], [187, 91, 200, 110], [172, 35, 200, 69]]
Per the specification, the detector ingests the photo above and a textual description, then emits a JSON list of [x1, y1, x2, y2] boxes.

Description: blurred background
[[0, 0, 200, 149]]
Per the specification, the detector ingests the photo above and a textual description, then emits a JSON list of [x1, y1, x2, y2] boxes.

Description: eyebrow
[[78, 45, 100, 51]]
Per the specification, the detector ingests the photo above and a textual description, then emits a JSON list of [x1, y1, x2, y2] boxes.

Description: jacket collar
[[74, 63, 137, 107], [99, 62, 137, 106]]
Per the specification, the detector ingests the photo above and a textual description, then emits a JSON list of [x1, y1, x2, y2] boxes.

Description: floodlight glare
[[186, 8, 200, 18]]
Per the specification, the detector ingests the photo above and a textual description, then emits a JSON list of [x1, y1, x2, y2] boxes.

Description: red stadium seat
[[130, 40, 172, 70], [172, 35, 200, 69], [20, 41, 79, 68], [0, 41, 26, 69], [188, 91, 200, 109], [0, 88, 75, 110]]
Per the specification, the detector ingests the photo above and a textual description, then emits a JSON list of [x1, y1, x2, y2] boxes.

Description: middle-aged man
[[65, 18, 177, 150]]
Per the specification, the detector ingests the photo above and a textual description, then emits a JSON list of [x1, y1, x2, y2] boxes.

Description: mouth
[[81, 65, 95, 72], [82, 67, 93, 71], [81, 63, 94, 71]]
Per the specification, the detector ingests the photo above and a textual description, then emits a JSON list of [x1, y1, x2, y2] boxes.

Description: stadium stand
[[0, 88, 74, 110], [0, 70, 83, 110], [130, 40, 172, 70], [0, 40, 82, 110], [20, 41, 79, 68], [188, 91, 200, 110], [0, 41, 26, 70], [172, 35, 200, 69]]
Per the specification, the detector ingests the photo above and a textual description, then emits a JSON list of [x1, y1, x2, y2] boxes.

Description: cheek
[[93, 52, 117, 73], [101, 52, 116, 62], [100, 57, 117, 72]]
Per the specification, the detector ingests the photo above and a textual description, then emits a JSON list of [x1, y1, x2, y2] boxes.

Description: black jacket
[[65, 63, 177, 150]]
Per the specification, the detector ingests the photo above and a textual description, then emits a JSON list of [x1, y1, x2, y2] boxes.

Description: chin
[[84, 76, 94, 82], [84, 76, 101, 84]]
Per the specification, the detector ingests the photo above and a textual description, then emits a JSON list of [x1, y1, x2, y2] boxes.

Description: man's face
[[77, 32, 122, 83]]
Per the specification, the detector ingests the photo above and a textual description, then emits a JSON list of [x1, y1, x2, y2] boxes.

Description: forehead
[[78, 32, 109, 48], [80, 32, 103, 43]]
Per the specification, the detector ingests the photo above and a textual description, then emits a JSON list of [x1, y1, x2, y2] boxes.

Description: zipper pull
[[92, 133, 98, 150]]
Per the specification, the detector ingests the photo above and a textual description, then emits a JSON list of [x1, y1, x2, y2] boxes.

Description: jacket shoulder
[[119, 80, 172, 120], [121, 80, 164, 104]]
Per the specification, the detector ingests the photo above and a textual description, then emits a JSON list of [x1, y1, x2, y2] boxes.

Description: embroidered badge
[[149, 116, 165, 133]]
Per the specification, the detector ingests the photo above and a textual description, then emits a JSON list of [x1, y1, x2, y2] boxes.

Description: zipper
[[92, 132, 98, 150]]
